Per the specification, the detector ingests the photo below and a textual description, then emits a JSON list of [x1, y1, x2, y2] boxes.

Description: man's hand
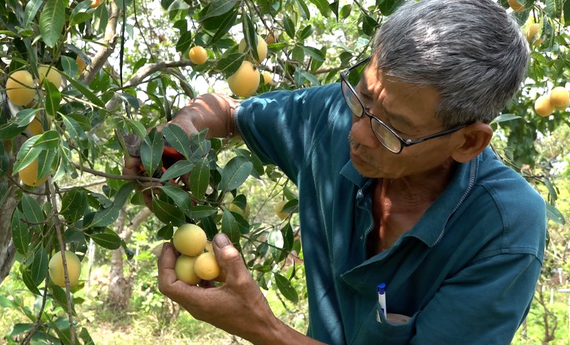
[[158, 233, 283, 343]]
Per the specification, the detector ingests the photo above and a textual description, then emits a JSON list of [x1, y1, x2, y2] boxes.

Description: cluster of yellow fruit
[[535, 86, 570, 117], [187, 33, 275, 98], [49, 250, 82, 287], [173, 223, 225, 284], [6, 65, 62, 107]]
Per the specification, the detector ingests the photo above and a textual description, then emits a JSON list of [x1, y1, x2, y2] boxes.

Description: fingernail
[[214, 233, 231, 248]]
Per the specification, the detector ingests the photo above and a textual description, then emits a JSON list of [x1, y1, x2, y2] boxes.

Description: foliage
[[1, 0, 570, 343]]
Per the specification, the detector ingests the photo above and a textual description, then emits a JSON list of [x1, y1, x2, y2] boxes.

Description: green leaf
[[190, 157, 210, 199], [242, 12, 259, 62], [44, 79, 62, 117], [69, 0, 92, 25], [221, 209, 241, 244], [90, 182, 137, 227], [176, 31, 193, 53], [190, 205, 217, 219], [79, 327, 96, 345], [61, 72, 106, 109], [274, 272, 298, 303], [39, 0, 65, 48], [268, 228, 284, 261], [199, 0, 237, 21], [219, 156, 253, 192], [308, 0, 330, 16], [89, 229, 122, 250], [33, 130, 60, 150], [36, 149, 56, 183], [141, 129, 164, 178], [8, 323, 34, 337], [296, 0, 310, 19], [161, 184, 193, 217], [216, 52, 245, 78], [283, 15, 296, 39], [546, 203, 565, 225], [21, 268, 41, 295], [207, 8, 238, 45], [162, 124, 191, 159], [15, 108, 41, 127], [24, 0, 43, 28], [160, 160, 194, 182], [492, 113, 522, 124], [564, 0, 570, 24], [11, 209, 30, 255], [21, 194, 46, 226], [31, 246, 48, 286], [49, 283, 76, 315], [0, 122, 27, 140], [152, 198, 186, 226], [60, 188, 88, 223], [302, 45, 325, 61]]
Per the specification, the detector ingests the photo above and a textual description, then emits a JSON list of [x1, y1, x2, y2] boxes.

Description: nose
[[350, 115, 380, 148]]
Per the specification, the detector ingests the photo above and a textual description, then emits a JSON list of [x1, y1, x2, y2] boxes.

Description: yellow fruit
[[262, 71, 272, 85], [38, 65, 62, 88], [172, 223, 208, 256], [76, 56, 86, 74], [227, 61, 260, 98], [174, 255, 201, 285], [532, 37, 544, 46], [526, 23, 540, 42], [28, 117, 44, 136], [275, 200, 290, 220], [6, 70, 36, 106], [534, 95, 554, 117], [19, 158, 47, 187], [508, 0, 525, 12], [238, 34, 268, 62], [227, 203, 250, 219], [550, 86, 569, 110], [49, 250, 81, 287], [189, 46, 208, 65], [90, 0, 103, 8], [265, 32, 277, 45], [194, 252, 221, 281]]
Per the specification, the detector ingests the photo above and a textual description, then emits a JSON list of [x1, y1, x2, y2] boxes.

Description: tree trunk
[[0, 186, 18, 285], [106, 207, 151, 310]]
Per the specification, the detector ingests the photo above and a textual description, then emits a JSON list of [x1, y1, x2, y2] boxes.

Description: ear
[[451, 123, 493, 163]]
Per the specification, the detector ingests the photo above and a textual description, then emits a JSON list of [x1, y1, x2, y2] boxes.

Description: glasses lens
[[370, 119, 401, 153], [341, 80, 363, 117]]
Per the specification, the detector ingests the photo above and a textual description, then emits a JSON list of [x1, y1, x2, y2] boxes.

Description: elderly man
[[125, 0, 546, 343]]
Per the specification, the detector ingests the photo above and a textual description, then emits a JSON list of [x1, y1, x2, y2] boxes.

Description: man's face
[[348, 62, 460, 179]]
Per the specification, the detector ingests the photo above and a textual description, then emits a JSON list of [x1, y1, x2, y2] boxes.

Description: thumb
[[212, 233, 248, 280]]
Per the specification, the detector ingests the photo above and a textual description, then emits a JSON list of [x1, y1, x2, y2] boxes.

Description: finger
[[158, 242, 179, 290], [124, 156, 141, 171], [212, 233, 249, 283]]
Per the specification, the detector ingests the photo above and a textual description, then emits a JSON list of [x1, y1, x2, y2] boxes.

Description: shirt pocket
[[350, 304, 417, 345]]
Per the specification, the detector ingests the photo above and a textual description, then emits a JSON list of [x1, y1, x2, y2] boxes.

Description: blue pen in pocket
[[376, 283, 387, 322]]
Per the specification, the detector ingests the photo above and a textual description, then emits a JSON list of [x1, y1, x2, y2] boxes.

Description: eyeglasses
[[340, 57, 468, 154]]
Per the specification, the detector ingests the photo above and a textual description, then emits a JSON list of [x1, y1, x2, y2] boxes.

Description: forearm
[[249, 318, 328, 345], [169, 93, 241, 139]]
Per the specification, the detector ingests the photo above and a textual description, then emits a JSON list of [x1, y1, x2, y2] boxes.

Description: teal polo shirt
[[235, 83, 546, 345]]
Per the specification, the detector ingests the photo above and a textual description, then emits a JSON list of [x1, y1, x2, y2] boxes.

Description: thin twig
[[47, 177, 76, 345]]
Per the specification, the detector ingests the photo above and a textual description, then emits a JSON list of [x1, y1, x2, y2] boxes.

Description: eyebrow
[[359, 83, 416, 132]]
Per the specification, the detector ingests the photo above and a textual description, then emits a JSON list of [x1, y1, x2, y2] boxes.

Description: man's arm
[[158, 233, 327, 345], [165, 93, 241, 139]]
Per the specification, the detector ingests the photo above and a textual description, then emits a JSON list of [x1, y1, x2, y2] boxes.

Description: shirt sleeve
[[234, 83, 347, 182], [411, 252, 542, 345]]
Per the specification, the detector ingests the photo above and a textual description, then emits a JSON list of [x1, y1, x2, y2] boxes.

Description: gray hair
[[373, 0, 529, 127]]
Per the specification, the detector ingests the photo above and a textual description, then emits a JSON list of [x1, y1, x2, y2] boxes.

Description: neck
[[378, 158, 458, 211]]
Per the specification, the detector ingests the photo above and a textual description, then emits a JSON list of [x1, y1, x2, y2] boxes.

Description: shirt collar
[[341, 151, 481, 247]]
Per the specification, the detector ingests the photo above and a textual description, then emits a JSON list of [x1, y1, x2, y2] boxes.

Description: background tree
[[1, 0, 569, 343]]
